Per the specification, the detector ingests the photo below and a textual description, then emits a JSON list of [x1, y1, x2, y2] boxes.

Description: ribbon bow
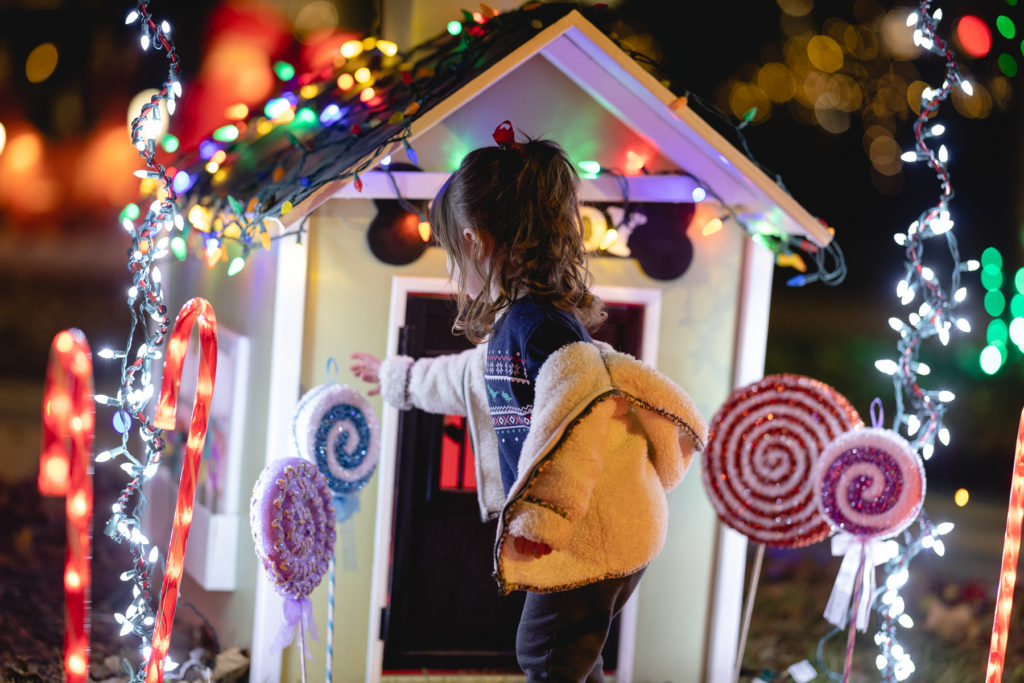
[[271, 595, 320, 658], [824, 532, 898, 632], [492, 120, 518, 148]]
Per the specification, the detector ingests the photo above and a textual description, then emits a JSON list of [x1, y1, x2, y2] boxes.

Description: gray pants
[[515, 569, 644, 682]]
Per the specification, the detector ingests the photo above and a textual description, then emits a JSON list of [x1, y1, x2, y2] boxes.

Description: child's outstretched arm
[[351, 348, 478, 417]]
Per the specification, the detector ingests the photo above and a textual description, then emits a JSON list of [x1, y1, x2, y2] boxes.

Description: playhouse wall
[[161, 245, 286, 657], [284, 195, 747, 681]]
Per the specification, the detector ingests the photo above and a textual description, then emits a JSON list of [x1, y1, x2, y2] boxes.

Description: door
[[381, 293, 646, 672]]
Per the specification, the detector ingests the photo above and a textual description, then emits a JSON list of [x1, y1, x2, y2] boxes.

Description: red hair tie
[[492, 120, 523, 155]]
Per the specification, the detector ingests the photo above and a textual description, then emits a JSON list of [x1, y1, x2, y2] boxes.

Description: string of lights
[[155, 1, 844, 285], [747, 2, 969, 679], [91, 2, 186, 679], [867, 1, 970, 679]]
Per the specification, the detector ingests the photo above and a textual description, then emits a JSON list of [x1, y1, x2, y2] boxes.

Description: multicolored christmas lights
[[153, 2, 844, 286]]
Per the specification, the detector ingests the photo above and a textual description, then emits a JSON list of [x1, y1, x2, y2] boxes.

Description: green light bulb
[[985, 289, 1007, 317], [274, 61, 295, 81], [212, 125, 239, 143], [981, 246, 1003, 269], [998, 53, 1018, 78], [1012, 293, 1024, 317], [170, 235, 187, 262], [988, 318, 1009, 344], [161, 134, 179, 153], [227, 256, 246, 276], [981, 264, 1004, 291], [578, 160, 601, 177], [447, 20, 463, 35], [997, 15, 1016, 39], [121, 203, 140, 221]]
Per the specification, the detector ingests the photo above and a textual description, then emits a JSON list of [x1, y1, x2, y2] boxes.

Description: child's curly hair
[[430, 136, 605, 343]]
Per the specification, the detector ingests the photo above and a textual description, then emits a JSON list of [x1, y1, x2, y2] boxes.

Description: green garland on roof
[[166, 1, 844, 285]]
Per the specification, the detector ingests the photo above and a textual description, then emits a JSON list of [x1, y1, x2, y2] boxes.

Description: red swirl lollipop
[[702, 374, 863, 548]]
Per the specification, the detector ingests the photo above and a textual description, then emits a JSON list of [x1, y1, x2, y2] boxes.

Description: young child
[[351, 121, 707, 681]]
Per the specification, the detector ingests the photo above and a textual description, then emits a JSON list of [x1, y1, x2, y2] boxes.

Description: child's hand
[[349, 352, 382, 396], [512, 535, 552, 558]]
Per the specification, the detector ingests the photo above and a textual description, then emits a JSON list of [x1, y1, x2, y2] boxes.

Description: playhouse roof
[[172, 2, 832, 253]]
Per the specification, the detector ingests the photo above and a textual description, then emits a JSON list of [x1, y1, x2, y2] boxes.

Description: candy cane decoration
[[986, 407, 1024, 682], [39, 328, 94, 683], [145, 298, 217, 683]]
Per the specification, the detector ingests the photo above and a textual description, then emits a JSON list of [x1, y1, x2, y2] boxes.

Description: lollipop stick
[[843, 545, 867, 683], [298, 617, 308, 683], [327, 553, 335, 683], [732, 543, 765, 683]]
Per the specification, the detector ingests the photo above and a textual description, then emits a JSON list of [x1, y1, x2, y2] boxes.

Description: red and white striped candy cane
[[39, 328, 95, 682], [145, 298, 217, 683]]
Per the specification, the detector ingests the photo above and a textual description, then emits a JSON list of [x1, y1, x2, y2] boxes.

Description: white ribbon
[[824, 532, 899, 632]]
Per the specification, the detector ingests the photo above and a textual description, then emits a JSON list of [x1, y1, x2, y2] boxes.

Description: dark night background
[[0, 0, 1021, 680]]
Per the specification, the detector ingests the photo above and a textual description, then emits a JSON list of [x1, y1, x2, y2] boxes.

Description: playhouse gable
[[291, 10, 831, 247]]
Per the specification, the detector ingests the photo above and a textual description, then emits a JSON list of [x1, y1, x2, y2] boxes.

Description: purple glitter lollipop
[[812, 427, 925, 540], [250, 457, 336, 598]]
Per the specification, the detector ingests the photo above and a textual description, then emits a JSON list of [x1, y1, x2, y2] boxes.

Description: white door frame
[[365, 276, 662, 682]]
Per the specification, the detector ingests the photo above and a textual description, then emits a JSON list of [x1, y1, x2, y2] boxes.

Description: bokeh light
[[25, 42, 59, 83], [988, 318, 1009, 344], [0, 121, 6, 157], [777, 0, 813, 18], [982, 246, 1004, 269], [986, 290, 1007, 317], [291, 0, 338, 42], [956, 15, 993, 58], [998, 53, 1018, 78], [807, 35, 844, 72], [954, 488, 970, 506], [996, 15, 1017, 40]]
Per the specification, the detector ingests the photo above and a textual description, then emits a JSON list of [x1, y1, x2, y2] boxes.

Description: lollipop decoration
[[291, 369, 380, 683], [291, 377, 380, 524], [251, 457, 336, 683], [812, 399, 925, 683], [702, 373, 863, 548], [145, 298, 218, 683], [39, 329, 95, 683]]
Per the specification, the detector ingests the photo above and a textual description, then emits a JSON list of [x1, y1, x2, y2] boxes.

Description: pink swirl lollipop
[[702, 374, 863, 548], [812, 427, 925, 540], [251, 457, 336, 598]]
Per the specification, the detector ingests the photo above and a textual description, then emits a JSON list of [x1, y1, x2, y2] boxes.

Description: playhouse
[[157, 4, 834, 681]]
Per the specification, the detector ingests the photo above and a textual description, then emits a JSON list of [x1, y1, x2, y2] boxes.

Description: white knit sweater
[[380, 340, 707, 593]]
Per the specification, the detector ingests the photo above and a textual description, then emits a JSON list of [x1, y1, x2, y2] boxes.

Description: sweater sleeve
[[379, 347, 476, 416]]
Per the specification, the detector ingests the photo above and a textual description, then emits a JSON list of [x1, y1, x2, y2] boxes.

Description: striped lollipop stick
[[291, 358, 381, 682]]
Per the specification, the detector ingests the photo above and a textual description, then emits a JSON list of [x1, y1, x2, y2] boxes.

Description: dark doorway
[[382, 293, 646, 672]]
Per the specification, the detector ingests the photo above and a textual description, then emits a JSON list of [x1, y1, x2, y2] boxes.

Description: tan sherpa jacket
[[380, 340, 707, 593]]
